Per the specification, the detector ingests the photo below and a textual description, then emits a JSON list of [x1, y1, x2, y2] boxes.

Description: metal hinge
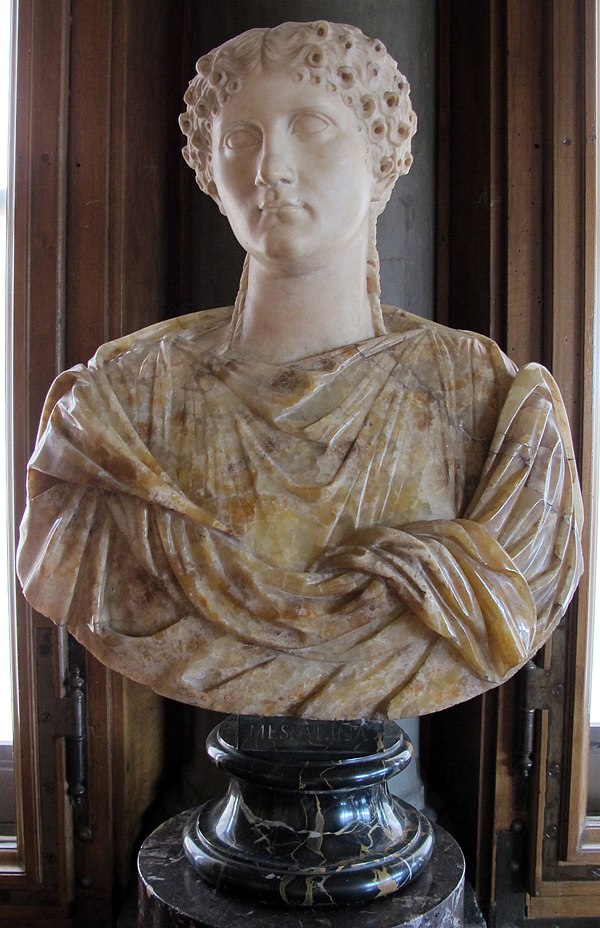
[[36, 626, 93, 861], [516, 660, 565, 778], [40, 658, 87, 805], [63, 664, 87, 805]]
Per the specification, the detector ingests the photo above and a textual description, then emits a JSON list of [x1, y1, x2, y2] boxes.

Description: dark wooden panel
[[65, 0, 112, 365], [444, 0, 505, 344], [107, 0, 192, 336], [505, 0, 545, 367]]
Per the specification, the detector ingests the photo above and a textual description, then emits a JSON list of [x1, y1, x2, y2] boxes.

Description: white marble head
[[179, 20, 417, 218], [179, 22, 417, 340]]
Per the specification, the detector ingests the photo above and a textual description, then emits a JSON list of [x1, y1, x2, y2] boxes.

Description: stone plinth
[[183, 716, 433, 906], [138, 811, 465, 927]]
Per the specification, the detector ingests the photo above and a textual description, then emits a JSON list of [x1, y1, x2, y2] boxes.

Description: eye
[[222, 126, 261, 150], [291, 112, 332, 137]]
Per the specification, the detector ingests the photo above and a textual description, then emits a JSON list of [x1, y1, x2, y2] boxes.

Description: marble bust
[[17, 21, 583, 719]]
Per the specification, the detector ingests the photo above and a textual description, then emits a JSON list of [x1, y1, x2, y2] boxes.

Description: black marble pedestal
[[183, 717, 434, 906], [138, 811, 464, 927]]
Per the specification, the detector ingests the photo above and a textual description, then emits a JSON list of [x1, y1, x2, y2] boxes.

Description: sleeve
[[16, 360, 233, 636], [317, 363, 583, 684], [464, 363, 583, 633]]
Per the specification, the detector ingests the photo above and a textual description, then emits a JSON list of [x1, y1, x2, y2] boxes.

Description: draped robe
[[17, 306, 583, 718]]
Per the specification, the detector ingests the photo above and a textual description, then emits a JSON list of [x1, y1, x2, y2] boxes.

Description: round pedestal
[[138, 811, 465, 927], [183, 717, 433, 907]]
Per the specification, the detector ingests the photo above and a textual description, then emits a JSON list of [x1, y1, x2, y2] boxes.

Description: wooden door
[[2, 1, 187, 922]]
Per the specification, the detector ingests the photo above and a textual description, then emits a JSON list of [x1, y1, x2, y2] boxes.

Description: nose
[[255, 152, 295, 188]]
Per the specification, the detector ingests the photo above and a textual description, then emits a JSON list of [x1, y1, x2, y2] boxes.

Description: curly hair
[[179, 21, 417, 337], [179, 20, 416, 213]]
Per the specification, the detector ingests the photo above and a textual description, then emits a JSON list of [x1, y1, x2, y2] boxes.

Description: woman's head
[[179, 20, 416, 217]]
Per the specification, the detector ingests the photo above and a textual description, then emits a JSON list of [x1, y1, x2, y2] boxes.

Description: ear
[[206, 179, 227, 216]]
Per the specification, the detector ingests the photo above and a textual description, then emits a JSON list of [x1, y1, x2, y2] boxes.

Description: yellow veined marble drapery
[[17, 307, 583, 718]]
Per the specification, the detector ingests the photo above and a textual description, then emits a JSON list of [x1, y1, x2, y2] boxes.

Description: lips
[[258, 200, 304, 211]]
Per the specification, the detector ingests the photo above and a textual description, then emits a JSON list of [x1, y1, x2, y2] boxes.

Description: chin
[[259, 236, 320, 265]]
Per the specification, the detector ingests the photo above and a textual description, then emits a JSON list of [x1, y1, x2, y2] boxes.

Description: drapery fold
[[17, 307, 583, 717]]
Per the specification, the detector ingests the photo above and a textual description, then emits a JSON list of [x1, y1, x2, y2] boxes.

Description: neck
[[228, 238, 375, 363]]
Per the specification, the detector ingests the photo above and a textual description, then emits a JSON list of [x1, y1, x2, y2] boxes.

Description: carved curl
[[179, 20, 417, 215]]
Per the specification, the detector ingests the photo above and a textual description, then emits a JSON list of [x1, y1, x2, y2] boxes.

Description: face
[[211, 71, 378, 268]]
